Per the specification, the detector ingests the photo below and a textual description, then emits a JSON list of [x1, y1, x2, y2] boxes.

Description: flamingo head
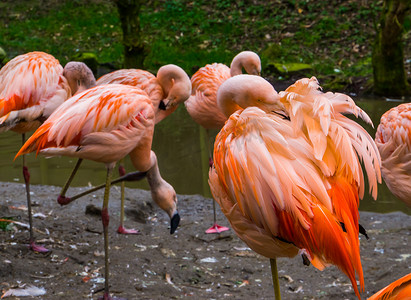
[[63, 61, 96, 96]]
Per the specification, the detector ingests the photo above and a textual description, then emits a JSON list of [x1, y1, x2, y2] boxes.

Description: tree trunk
[[114, 0, 147, 69], [372, 0, 410, 96]]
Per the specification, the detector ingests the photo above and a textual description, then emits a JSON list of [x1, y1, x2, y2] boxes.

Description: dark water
[[0, 97, 410, 215]]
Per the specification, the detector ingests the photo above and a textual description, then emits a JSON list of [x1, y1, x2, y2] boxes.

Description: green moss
[[0, 0, 406, 90]]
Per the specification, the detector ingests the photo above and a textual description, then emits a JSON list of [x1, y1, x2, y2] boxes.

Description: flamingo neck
[[146, 152, 163, 188], [230, 58, 244, 77]]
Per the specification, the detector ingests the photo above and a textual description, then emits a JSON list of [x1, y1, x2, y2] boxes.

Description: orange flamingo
[[57, 65, 191, 234], [209, 75, 381, 299], [367, 272, 411, 299], [97, 64, 191, 123], [16, 84, 180, 299], [375, 102, 411, 207], [0, 51, 95, 252], [185, 51, 261, 233]]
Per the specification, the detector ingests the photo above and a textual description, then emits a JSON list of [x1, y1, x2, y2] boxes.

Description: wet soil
[[0, 182, 410, 299]]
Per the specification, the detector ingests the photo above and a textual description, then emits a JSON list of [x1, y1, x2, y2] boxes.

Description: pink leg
[[117, 163, 140, 235], [205, 135, 228, 234], [205, 198, 229, 234], [21, 134, 49, 253], [97, 168, 129, 300]]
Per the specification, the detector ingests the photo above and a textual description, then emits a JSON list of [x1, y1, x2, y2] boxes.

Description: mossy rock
[[266, 62, 313, 77], [72, 52, 99, 76], [261, 43, 283, 59]]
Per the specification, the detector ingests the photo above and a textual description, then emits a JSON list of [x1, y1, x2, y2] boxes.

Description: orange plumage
[[185, 51, 261, 129], [368, 273, 411, 300], [209, 75, 381, 299], [15, 83, 180, 298], [0, 51, 70, 133], [16, 84, 155, 166], [0, 51, 95, 253], [97, 65, 191, 124], [375, 103, 411, 206]]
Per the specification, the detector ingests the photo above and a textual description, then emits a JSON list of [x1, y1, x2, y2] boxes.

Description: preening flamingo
[[0, 51, 95, 252], [57, 64, 191, 234], [185, 51, 261, 233], [16, 84, 180, 299], [375, 102, 411, 207], [367, 272, 411, 299], [209, 75, 381, 299]]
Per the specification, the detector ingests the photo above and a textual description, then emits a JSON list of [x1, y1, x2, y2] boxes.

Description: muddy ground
[[0, 181, 410, 300]]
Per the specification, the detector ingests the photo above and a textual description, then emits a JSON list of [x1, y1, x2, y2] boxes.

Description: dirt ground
[[0, 181, 410, 300]]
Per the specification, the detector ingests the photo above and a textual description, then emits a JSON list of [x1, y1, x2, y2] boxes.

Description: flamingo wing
[[279, 77, 381, 199], [185, 63, 230, 129], [97, 69, 163, 103], [0, 52, 70, 118], [375, 103, 411, 206], [16, 84, 155, 164], [210, 106, 367, 298]]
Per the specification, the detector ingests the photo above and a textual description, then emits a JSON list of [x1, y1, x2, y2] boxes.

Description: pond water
[[0, 96, 410, 215]]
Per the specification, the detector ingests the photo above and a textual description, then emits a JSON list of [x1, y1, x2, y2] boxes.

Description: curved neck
[[230, 58, 244, 77], [218, 92, 243, 118], [229, 51, 261, 77], [156, 65, 185, 97], [145, 151, 177, 219], [217, 74, 283, 118], [156, 65, 191, 108], [146, 152, 163, 188]]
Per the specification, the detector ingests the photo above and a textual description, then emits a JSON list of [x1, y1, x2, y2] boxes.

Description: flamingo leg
[[270, 258, 281, 300], [116, 159, 140, 235], [57, 158, 83, 205], [201, 128, 229, 234], [101, 166, 113, 300], [54, 171, 148, 205], [21, 134, 49, 253]]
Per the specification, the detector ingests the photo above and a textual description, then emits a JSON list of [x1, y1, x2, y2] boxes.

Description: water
[[0, 97, 410, 215]]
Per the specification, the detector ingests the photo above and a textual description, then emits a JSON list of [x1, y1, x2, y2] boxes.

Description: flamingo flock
[[0, 50, 410, 300]]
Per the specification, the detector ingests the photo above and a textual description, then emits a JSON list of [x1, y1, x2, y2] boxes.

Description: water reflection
[[0, 97, 409, 215]]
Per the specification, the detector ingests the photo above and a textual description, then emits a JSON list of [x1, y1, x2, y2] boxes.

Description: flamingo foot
[[57, 195, 72, 206], [117, 225, 140, 235], [205, 223, 229, 234], [29, 241, 50, 253]]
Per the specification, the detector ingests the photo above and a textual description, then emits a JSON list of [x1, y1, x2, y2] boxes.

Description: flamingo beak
[[159, 100, 167, 110], [170, 211, 180, 234]]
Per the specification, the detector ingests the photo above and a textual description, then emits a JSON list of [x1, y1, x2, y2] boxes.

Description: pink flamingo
[[375, 102, 411, 207], [0, 51, 95, 252], [209, 75, 381, 299], [97, 64, 191, 123], [16, 84, 180, 299], [57, 64, 191, 234], [185, 51, 261, 234]]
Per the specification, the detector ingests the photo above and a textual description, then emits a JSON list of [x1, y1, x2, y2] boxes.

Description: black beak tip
[[170, 212, 180, 234], [159, 100, 167, 111]]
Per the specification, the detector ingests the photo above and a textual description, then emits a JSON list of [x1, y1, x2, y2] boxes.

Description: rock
[[72, 52, 99, 77]]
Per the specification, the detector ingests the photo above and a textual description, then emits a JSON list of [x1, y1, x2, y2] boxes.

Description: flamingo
[[185, 50, 261, 234], [367, 272, 411, 299], [16, 84, 180, 299], [97, 64, 191, 123], [57, 64, 191, 234], [209, 75, 381, 299], [0, 51, 96, 252], [375, 102, 411, 207]]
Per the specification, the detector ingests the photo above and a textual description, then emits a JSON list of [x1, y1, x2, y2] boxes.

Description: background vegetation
[[0, 0, 410, 93]]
